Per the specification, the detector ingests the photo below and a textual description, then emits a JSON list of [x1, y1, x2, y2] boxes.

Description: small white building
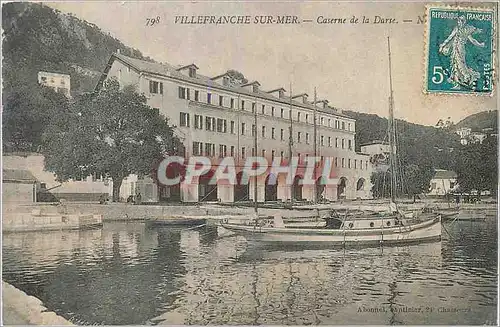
[[428, 169, 458, 196], [38, 71, 71, 97]]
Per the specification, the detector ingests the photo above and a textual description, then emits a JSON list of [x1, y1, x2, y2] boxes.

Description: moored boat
[[221, 213, 441, 245]]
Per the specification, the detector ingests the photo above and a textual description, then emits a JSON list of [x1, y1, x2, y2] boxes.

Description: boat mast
[[289, 82, 294, 203], [253, 96, 258, 214], [313, 87, 318, 204], [387, 37, 397, 203]]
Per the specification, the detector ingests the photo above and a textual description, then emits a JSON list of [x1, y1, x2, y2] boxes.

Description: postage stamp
[[425, 6, 496, 95]]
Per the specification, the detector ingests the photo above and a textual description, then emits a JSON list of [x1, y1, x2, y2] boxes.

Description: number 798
[[146, 16, 161, 26]]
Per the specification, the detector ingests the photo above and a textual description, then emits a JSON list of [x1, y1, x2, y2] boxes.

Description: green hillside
[[2, 2, 152, 94], [455, 110, 497, 132]]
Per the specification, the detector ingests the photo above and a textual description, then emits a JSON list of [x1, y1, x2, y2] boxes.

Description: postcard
[[2, 1, 498, 326]]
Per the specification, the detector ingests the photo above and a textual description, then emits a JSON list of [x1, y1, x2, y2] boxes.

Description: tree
[[226, 70, 248, 85], [402, 164, 434, 202], [454, 136, 497, 195], [3, 81, 69, 152], [42, 79, 183, 201]]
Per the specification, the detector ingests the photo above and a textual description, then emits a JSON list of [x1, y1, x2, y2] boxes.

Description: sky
[[46, 1, 498, 126]]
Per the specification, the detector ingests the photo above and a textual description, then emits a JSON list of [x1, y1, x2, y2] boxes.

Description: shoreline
[[2, 281, 73, 325]]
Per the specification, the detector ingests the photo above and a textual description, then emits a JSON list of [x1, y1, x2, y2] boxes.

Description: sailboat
[[220, 38, 442, 246]]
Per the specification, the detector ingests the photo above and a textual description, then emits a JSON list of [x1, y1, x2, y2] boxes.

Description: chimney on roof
[[267, 87, 286, 98], [291, 93, 309, 104]]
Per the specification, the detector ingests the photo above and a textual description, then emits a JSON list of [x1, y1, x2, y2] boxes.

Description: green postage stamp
[[425, 5, 496, 95]]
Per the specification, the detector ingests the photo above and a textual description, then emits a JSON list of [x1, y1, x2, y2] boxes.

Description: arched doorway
[[315, 177, 326, 202], [198, 170, 217, 202], [265, 174, 278, 201], [292, 175, 303, 201], [234, 171, 249, 202], [356, 178, 365, 191], [337, 177, 347, 200]]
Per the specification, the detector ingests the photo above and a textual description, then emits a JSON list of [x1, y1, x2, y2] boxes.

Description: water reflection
[[2, 220, 497, 325]]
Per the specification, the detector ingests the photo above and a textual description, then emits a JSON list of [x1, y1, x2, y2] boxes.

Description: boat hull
[[221, 216, 442, 246]]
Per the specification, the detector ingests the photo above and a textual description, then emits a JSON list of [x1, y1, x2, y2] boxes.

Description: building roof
[[96, 53, 354, 120], [3, 169, 37, 183], [360, 140, 389, 146], [433, 169, 457, 179]]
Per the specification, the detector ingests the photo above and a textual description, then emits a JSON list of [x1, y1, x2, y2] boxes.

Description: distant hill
[[343, 110, 461, 170], [455, 110, 497, 132], [2, 2, 153, 94]]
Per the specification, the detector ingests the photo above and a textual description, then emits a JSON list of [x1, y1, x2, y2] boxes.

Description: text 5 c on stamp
[[425, 6, 495, 95]]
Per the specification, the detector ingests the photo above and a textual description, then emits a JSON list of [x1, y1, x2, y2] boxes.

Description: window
[[281, 108, 284, 118], [366, 161, 368, 169], [230, 146, 235, 157], [348, 159, 351, 168], [230, 121, 235, 134], [321, 117, 325, 125], [219, 95, 224, 106], [335, 157, 338, 167], [207, 93, 212, 104], [178, 87, 186, 99], [180, 112, 190, 127], [230, 98, 235, 109], [261, 104, 265, 114], [306, 133, 310, 144], [321, 136, 324, 146], [252, 147, 256, 156], [272, 128, 276, 139], [328, 137, 332, 147], [348, 123, 351, 131], [194, 115, 203, 129], [252, 102, 256, 113], [280, 151, 284, 158], [194, 90, 199, 101], [342, 121, 345, 130], [271, 107, 275, 116], [262, 126, 266, 138], [342, 139, 345, 149], [219, 144, 227, 157], [281, 129, 284, 141], [192, 142, 203, 155], [217, 119, 227, 133], [205, 117, 215, 131], [252, 124, 256, 137], [348, 139, 352, 150], [189, 67, 196, 78], [241, 147, 246, 159], [150, 81, 163, 94], [241, 123, 245, 135], [305, 114, 309, 123], [205, 143, 216, 157], [360, 160, 363, 170], [297, 112, 301, 122], [342, 158, 345, 168], [262, 149, 266, 157], [335, 120, 339, 129], [335, 138, 339, 148], [297, 132, 301, 143], [328, 119, 331, 127], [241, 100, 245, 110], [41, 76, 47, 82], [354, 159, 357, 169], [431, 182, 437, 190]]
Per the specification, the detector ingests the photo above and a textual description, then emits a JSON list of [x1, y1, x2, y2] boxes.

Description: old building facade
[[96, 52, 374, 202]]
